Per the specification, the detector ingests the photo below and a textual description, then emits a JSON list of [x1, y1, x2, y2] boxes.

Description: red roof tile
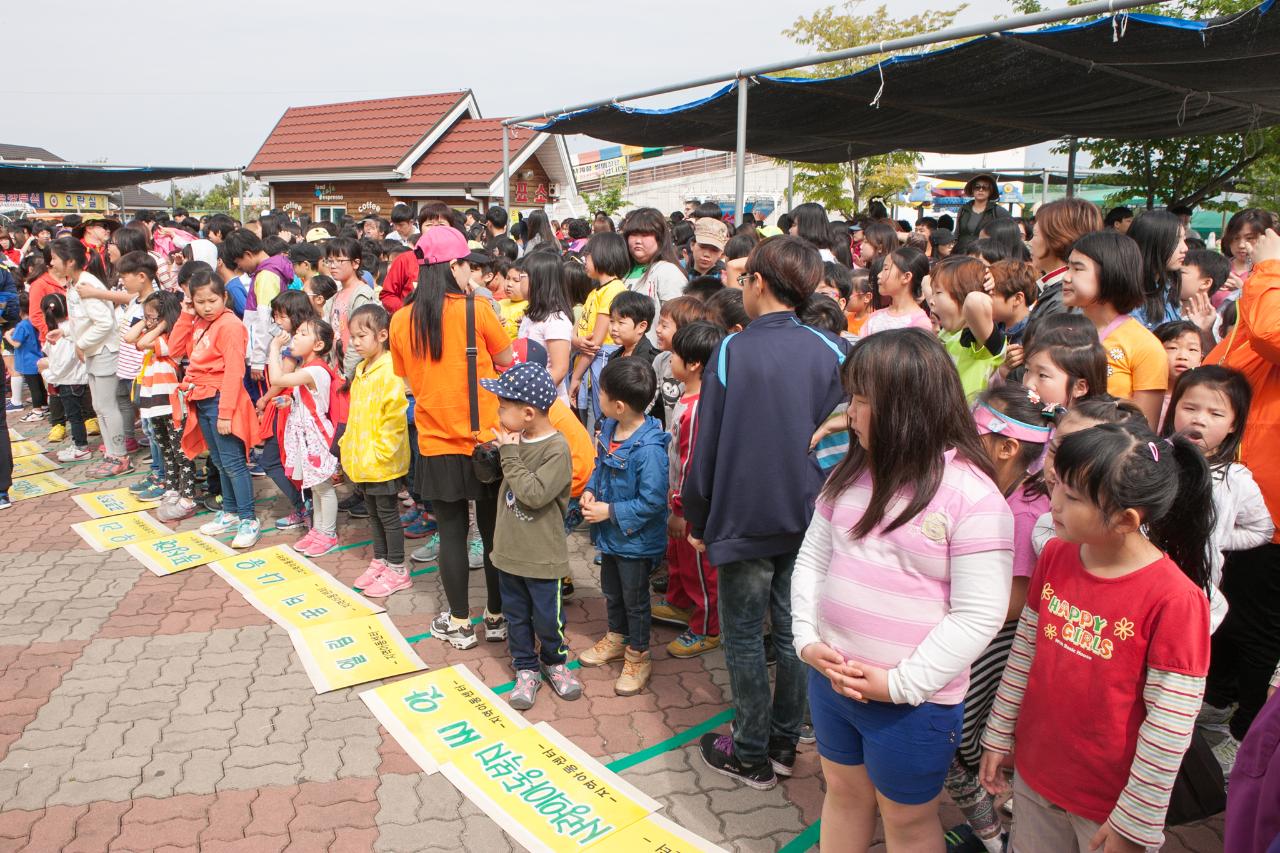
[[246, 92, 470, 174], [406, 119, 538, 185]]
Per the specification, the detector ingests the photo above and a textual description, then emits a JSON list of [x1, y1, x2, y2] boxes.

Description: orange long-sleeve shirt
[[1209, 258, 1280, 541], [169, 308, 259, 458]]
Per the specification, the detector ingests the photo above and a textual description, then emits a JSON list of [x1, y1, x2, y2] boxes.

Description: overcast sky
[[6, 0, 1013, 189]]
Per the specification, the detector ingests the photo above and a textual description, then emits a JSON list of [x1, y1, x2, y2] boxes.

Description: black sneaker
[[768, 735, 796, 778], [346, 498, 369, 518], [202, 494, 222, 513], [699, 733, 777, 790], [943, 824, 987, 853], [338, 492, 363, 511], [799, 722, 816, 745], [561, 578, 575, 600]]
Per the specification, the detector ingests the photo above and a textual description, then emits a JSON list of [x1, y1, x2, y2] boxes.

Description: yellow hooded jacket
[[338, 351, 410, 484]]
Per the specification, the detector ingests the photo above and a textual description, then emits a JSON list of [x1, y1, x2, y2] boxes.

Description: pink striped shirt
[[815, 452, 1013, 703]]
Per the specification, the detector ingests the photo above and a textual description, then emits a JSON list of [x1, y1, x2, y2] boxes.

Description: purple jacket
[[1226, 688, 1280, 853], [244, 254, 295, 368]]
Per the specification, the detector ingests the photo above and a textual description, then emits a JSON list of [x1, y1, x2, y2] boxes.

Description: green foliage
[[580, 176, 628, 216], [790, 154, 922, 219]]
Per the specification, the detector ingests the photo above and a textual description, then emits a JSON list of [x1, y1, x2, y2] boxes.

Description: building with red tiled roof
[[246, 90, 574, 223]]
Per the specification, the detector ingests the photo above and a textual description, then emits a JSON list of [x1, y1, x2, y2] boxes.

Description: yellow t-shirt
[[498, 298, 528, 340], [1103, 316, 1168, 398], [576, 278, 627, 343]]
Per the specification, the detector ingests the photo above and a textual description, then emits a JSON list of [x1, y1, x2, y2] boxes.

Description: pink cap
[[414, 226, 471, 265], [972, 403, 1052, 444]]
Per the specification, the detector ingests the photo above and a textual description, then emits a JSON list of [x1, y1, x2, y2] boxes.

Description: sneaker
[[136, 484, 167, 502], [429, 611, 477, 649], [943, 824, 988, 853], [157, 498, 197, 523], [347, 498, 369, 518], [338, 491, 364, 511], [129, 473, 163, 493], [199, 511, 239, 536], [20, 410, 44, 423], [542, 663, 582, 701], [614, 648, 651, 696], [768, 735, 797, 778], [699, 733, 777, 790], [85, 417, 100, 436], [578, 632, 626, 667], [85, 455, 133, 479], [299, 531, 338, 558], [483, 611, 508, 642], [467, 533, 484, 569], [399, 506, 422, 527], [0, 492, 10, 510], [410, 534, 440, 563], [5, 401, 22, 412], [508, 670, 541, 711], [123, 438, 141, 454], [231, 519, 262, 550], [46, 423, 66, 443], [295, 529, 321, 553], [651, 599, 692, 627], [651, 574, 668, 594], [363, 568, 412, 599], [249, 463, 266, 477], [668, 630, 721, 658], [561, 577, 574, 600], [354, 559, 387, 589], [798, 723, 816, 745], [1196, 701, 1235, 747], [56, 446, 92, 463], [1212, 735, 1240, 778], [404, 514, 437, 539], [202, 494, 223, 513], [275, 508, 309, 530]]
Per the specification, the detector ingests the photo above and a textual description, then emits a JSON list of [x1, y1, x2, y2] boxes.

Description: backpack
[[300, 357, 350, 455]]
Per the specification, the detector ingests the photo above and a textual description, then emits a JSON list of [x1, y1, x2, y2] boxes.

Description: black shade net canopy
[[533, 1, 1280, 163], [0, 162, 236, 193]]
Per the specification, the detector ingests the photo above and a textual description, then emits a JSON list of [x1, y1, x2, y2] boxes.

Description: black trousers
[[0, 403, 11, 494], [434, 496, 500, 618], [21, 374, 47, 409], [1205, 543, 1280, 740], [365, 491, 405, 566]]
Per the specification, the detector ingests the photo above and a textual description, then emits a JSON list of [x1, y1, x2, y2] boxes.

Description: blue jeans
[[141, 417, 165, 479], [194, 396, 255, 521], [499, 571, 567, 671], [260, 435, 303, 512], [718, 551, 805, 766], [600, 554, 651, 652]]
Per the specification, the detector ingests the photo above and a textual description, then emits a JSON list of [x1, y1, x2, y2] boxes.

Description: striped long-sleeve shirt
[[980, 538, 1210, 848]]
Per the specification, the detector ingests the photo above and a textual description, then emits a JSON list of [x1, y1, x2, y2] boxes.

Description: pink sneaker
[[354, 558, 387, 589], [363, 569, 412, 598], [294, 529, 320, 554], [300, 531, 339, 558]]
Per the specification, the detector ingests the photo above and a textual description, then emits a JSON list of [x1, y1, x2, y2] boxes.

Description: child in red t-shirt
[[980, 422, 1214, 852], [652, 321, 724, 658]]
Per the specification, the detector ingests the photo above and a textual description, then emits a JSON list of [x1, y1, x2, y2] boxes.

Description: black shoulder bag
[[466, 293, 503, 484]]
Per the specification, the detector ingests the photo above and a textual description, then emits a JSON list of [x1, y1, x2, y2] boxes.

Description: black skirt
[[413, 453, 498, 503]]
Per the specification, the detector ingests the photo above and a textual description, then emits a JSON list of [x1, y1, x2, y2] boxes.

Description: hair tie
[[1148, 441, 1160, 462], [1043, 403, 1067, 421], [1026, 388, 1042, 405]]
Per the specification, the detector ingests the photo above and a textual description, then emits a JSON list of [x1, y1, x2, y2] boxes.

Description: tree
[[580, 176, 628, 216], [781, 1, 958, 215], [199, 173, 242, 214]]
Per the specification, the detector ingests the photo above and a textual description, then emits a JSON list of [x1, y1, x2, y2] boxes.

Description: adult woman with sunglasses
[[955, 174, 1010, 252]]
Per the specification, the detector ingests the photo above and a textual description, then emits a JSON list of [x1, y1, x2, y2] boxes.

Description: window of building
[[316, 205, 346, 223]]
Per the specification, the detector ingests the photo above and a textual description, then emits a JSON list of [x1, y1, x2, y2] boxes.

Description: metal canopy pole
[[787, 161, 794, 211], [236, 170, 245, 222], [501, 0, 1164, 128], [734, 79, 748, 226], [1066, 138, 1079, 198], [501, 126, 511, 211]]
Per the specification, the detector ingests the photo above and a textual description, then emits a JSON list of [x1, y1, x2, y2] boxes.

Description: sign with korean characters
[[360, 664, 528, 774], [124, 531, 234, 576], [586, 815, 729, 853], [10, 472, 75, 501], [207, 545, 324, 597], [12, 454, 60, 478], [244, 573, 383, 631], [439, 722, 659, 852], [73, 487, 154, 518], [71, 511, 171, 552], [43, 192, 109, 211], [290, 613, 426, 693], [10, 440, 44, 459]]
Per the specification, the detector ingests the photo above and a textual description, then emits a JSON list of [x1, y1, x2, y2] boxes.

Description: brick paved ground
[[0, 417, 1226, 851]]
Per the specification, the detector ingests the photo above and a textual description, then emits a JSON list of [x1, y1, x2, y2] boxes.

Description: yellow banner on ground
[[290, 612, 426, 693], [586, 814, 729, 853], [439, 722, 659, 852], [360, 664, 528, 774], [8, 428, 21, 440], [245, 573, 383, 631], [10, 440, 44, 459], [11, 472, 76, 501], [71, 511, 171, 552], [207, 545, 323, 596], [12, 454, 60, 478], [72, 487, 154, 518], [124, 531, 235, 576]]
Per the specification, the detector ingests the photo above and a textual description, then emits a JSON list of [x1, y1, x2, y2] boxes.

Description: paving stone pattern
[[0, 420, 1225, 851]]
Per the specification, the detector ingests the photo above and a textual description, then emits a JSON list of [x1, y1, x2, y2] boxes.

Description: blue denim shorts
[[808, 668, 963, 805]]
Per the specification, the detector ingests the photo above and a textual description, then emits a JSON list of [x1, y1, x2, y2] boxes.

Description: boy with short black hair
[[1182, 247, 1230, 301], [606, 290, 661, 420], [579, 358, 670, 695], [817, 261, 853, 311], [480, 362, 583, 711], [288, 242, 323, 290]]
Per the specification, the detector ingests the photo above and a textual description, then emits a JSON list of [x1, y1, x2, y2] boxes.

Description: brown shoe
[[614, 648, 651, 696], [579, 632, 626, 667]]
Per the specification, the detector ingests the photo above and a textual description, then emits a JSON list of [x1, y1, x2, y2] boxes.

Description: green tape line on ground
[[777, 821, 821, 853], [606, 707, 735, 773]]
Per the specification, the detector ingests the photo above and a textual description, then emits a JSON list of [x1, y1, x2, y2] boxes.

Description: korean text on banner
[[71, 512, 171, 552], [244, 574, 383, 631], [207, 545, 324, 597], [290, 613, 426, 693], [12, 454, 60, 478], [585, 814, 729, 853], [124, 531, 235, 576], [10, 440, 44, 459], [10, 472, 75, 501], [360, 664, 528, 774], [439, 722, 659, 852], [73, 488, 156, 518]]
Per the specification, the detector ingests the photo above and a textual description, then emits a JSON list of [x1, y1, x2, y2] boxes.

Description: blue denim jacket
[[584, 416, 670, 559]]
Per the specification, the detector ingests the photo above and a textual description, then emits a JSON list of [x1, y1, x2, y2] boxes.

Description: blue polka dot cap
[[479, 361, 558, 412]]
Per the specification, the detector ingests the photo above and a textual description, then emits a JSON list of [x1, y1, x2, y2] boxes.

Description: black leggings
[[435, 497, 500, 618], [365, 491, 405, 566], [1205, 543, 1280, 740], [22, 374, 47, 409]]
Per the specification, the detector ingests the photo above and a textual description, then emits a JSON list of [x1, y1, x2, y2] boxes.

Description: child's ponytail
[[1149, 433, 1216, 593]]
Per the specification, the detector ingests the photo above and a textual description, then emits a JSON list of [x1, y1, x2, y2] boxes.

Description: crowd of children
[[2, 195, 1279, 852]]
